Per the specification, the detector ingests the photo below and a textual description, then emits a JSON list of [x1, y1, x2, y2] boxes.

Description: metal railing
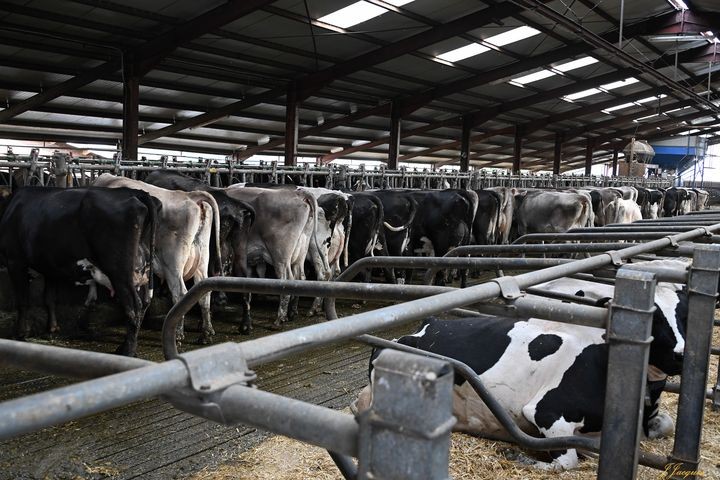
[[1, 215, 719, 479], [0, 151, 674, 191]]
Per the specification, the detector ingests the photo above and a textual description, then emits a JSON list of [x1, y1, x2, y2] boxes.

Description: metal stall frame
[[0, 153, 674, 191], [0, 221, 718, 479]]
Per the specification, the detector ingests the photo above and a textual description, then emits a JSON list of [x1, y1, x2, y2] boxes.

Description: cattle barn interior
[[1, 1, 720, 479]]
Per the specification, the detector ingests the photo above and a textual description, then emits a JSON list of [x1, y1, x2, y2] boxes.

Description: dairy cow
[[94, 174, 221, 344], [144, 170, 255, 277], [366, 190, 417, 283], [354, 274, 689, 471], [515, 191, 593, 236], [0, 187, 160, 356], [604, 197, 642, 224], [223, 186, 322, 331]]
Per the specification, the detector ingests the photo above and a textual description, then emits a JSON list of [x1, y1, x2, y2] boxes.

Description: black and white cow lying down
[[353, 276, 688, 471]]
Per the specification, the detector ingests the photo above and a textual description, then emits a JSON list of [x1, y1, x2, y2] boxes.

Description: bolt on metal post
[[597, 269, 656, 480], [357, 349, 455, 480]]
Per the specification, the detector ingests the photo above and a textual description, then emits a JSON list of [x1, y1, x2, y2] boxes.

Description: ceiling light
[[257, 135, 270, 145], [665, 106, 691, 114], [330, 146, 343, 153], [318, 0, 414, 29], [351, 139, 370, 147], [437, 25, 541, 62], [679, 129, 701, 135]]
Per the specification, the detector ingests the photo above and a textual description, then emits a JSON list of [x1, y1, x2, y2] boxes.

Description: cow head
[[648, 288, 688, 376]]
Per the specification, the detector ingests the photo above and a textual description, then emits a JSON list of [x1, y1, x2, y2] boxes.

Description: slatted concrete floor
[[0, 299, 410, 480]]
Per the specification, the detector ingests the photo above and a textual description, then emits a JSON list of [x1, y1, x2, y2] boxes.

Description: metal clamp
[[665, 235, 679, 248], [177, 342, 256, 393], [606, 250, 624, 267], [491, 276, 522, 300]]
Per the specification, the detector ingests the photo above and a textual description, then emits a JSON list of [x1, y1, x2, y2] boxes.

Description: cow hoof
[[49, 325, 60, 334], [239, 324, 252, 335], [114, 344, 135, 357], [269, 322, 282, 331], [195, 335, 213, 345]]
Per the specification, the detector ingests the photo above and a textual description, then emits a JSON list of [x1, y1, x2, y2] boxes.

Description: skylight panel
[[602, 102, 636, 114], [634, 113, 660, 122], [436, 26, 541, 62], [563, 88, 602, 101], [486, 26, 541, 47], [318, 0, 414, 29], [679, 129, 701, 135], [437, 43, 490, 62], [637, 94, 668, 103], [666, 0, 689, 11], [554, 56, 599, 72], [509, 69, 555, 86], [601, 78, 640, 90]]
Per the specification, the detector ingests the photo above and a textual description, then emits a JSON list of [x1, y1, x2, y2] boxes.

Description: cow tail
[[369, 196, 385, 255], [190, 191, 222, 276], [301, 190, 330, 273], [383, 196, 417, 231], [342, 197, 354, 269], [581, 198, 592, 228], [139, 193, 160, 298]]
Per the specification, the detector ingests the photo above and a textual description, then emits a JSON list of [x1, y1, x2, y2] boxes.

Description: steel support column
[[460, 116, 472, 172], [284, 81, 299, 166], [585, 140, 594, 175], [612, 149, 619, 176], [357, 349, 454, 479], [598, 269, 656, 480], [387, 103, 401, 170], [670, 244, 720, 476], [513, 125, 523, 174], [553, 132, 563, 175], [122, 53, 139, 161]]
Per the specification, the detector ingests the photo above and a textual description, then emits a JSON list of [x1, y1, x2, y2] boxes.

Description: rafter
[[0, 0, 276, 123]]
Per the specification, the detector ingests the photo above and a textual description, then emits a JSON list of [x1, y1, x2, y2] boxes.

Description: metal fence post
[[670, 244, 720, 476], [598, 269, 656, 480], [357, 349, 455, 480]]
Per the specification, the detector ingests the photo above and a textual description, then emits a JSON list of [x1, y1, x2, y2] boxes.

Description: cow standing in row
[[144, 170, 255, 279], [93, 174, 222, 345], [0, 187, 160, 356], [223, 185, 323, 332]]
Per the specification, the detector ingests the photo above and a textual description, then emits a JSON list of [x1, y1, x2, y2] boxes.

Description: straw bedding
[[191, 326, 720, 480]]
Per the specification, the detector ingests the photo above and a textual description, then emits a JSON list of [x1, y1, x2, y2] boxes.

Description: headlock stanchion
[[598, 269, 656, 480], [670, 245, 720, 473]]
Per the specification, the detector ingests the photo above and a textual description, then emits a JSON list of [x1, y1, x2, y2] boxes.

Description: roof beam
[[0, 0, 275, 123]]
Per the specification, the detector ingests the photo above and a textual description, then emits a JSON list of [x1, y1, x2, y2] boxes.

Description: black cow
[[0, 187, 160, 356], [144, 170, 255, 277], [663, 187, 688, 217], [366, 190, 417, 283], [472, 190, 501, 245]]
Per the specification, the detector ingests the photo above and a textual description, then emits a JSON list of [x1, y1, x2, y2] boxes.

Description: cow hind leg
[[114, 285, 144, 357], [166, 275, 188, 343], [239, 293, 252, 335], [8, 263, 31, 339], [192, 271, 215, 344], [43, 280, 60, 334]]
